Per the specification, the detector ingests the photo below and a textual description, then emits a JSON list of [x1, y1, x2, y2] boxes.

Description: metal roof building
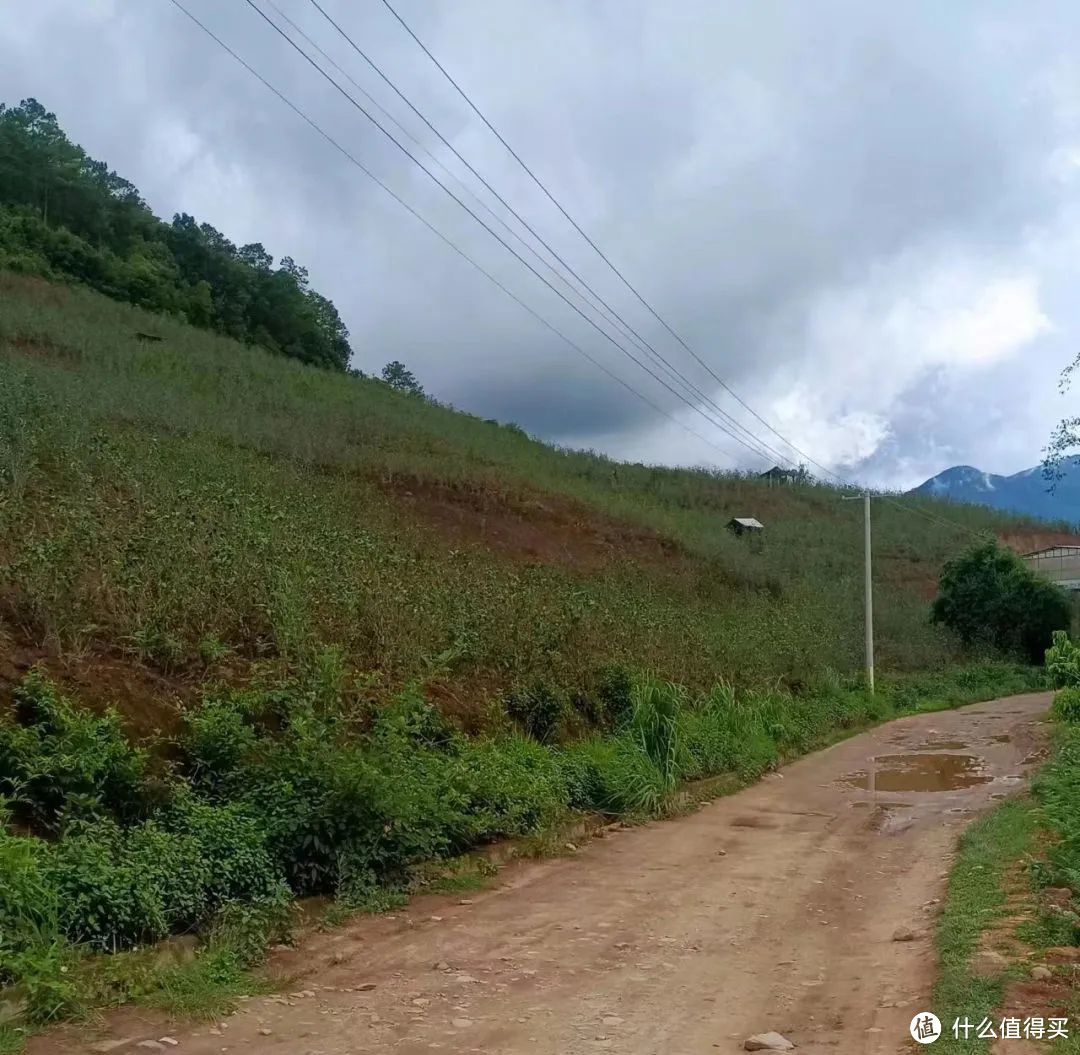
[[1022, 545, 1080, 591], [728, 517, 764, 536]]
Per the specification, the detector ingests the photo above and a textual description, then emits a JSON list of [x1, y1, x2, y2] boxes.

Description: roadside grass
[[932, 799, 1039, 1053]]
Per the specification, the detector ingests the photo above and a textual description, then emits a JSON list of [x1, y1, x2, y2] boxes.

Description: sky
[[3, 0, 1080, 489]]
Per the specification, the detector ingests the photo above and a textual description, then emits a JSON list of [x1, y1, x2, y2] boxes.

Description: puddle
[[839, 752, 992, 792]]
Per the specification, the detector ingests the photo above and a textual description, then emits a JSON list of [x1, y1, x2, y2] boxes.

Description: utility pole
[[862, 493, 874, 694], [843, 493, 875, 693]]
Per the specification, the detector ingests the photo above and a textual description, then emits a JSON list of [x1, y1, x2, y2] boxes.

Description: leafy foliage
[[931, 541, 1071, 662], [1046, 630, 1080, 688], [0, 99, 350, 369], [1052, 687, 1080, 723], [0, 670, 147, 833], [380, 360, 425, 397]]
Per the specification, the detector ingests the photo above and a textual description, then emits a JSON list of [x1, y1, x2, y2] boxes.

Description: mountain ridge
[[909, 462, 1080, 525]]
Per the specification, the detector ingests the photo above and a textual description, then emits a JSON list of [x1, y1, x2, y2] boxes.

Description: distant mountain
[[909, 464, 1080, 525]]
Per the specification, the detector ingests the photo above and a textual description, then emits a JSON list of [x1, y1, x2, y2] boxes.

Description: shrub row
[[0, 659, 1044, 1023]]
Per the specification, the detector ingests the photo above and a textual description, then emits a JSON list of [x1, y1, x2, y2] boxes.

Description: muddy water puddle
[[839, 752, 992, 793]]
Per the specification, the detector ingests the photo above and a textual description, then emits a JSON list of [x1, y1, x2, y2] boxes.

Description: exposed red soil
[[379, 474, 684, 572], [0, 635, 196, 740], [0, 272, 69, 305], [1000, 530, 1080, 554], [3, 334, 79, 366]]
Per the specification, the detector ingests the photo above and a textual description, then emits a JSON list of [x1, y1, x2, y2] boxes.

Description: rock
[[1031, 965, 1053, 981], [258, 1028, 272, 1036], [971, 949, 1008, 978], [602, 1015, 623, 1026], [744, 1032, 795, 1051], [892, 927, 916, 942], [452, 1018, 474, 1029], [357, 982, 377, 991], [136, 1044, 165, 1053], [433, 961, 451, 971], [159, 1041, 179, 1049], [1044, 887, 1074, 909], [412, 998, 431, 1007], [153, 934, 200, 971], [565, 843, 578, 852], [430, 915, 444, 922], [0, 997, 28, 1025]]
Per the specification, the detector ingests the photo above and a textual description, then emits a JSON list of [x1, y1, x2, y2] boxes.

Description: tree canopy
[[931, 540, 1071, 663], [0, 98, 351, 370]]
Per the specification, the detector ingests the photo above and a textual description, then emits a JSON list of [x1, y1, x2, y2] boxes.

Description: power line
[[377, 0, 991, 541], [266, 0, 789, 467], [261, 0, 644, 354], [166, 0, 750, 465], [302, 0, 800, 471], [377, 0, 833, 474], [241, 0, 790, 467]]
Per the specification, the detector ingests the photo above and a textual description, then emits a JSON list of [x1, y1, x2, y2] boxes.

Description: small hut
[[727, 517, 763, 538]]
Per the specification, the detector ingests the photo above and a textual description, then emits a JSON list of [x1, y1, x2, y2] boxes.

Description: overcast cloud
[[3, 0, 1080, 488]]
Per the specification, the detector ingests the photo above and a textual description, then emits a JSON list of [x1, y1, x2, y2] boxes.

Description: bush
[[505, 682, 565, 743], [46, 819, 173, 950], [1047, 631, 1080, 688], [163, 792, 286, 911], [0, 671, 147, 833], [559, 736, 668, 816], [932, 541, 1071, 663], [1053, 688, 1080, 724]]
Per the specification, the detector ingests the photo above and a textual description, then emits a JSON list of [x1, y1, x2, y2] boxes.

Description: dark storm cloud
[[3, 0, 1080, 481]]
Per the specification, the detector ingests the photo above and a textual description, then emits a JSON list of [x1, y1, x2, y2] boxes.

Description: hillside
[[0, 264, 1067, 1044], [0, 273, 1067, 725], [911, 463, 1080, 525]]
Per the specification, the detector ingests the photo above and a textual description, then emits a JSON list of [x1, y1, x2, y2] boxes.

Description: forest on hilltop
[[0, 98, 351, 370]]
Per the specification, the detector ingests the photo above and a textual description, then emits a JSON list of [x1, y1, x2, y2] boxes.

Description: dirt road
[[67, 693, 1050, 1055]]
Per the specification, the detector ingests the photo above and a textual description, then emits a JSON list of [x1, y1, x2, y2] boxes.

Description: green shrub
[[1053, 687, 1080, 724], [594, 665, 634, 727], [164, 792, 286, 910], [505, 683, 565, 743], [1047, 631, 1080, 688], [932, 541, 1071, 662], [0, 671, 147, 833], [46, 819, 169, 950], [558, 737, 668, 816], [455, 736, 569, 838], [1033, 727, 1080, 895]]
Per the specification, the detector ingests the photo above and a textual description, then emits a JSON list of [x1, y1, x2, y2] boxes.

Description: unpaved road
[[59, 693, 1050, 1055]]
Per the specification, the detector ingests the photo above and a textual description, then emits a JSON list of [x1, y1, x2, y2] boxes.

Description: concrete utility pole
[[862, 494, 874, 694], [843, 493, 875, 693]]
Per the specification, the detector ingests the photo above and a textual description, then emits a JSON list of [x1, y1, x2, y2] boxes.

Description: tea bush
[[0, 670, 147, 832]]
